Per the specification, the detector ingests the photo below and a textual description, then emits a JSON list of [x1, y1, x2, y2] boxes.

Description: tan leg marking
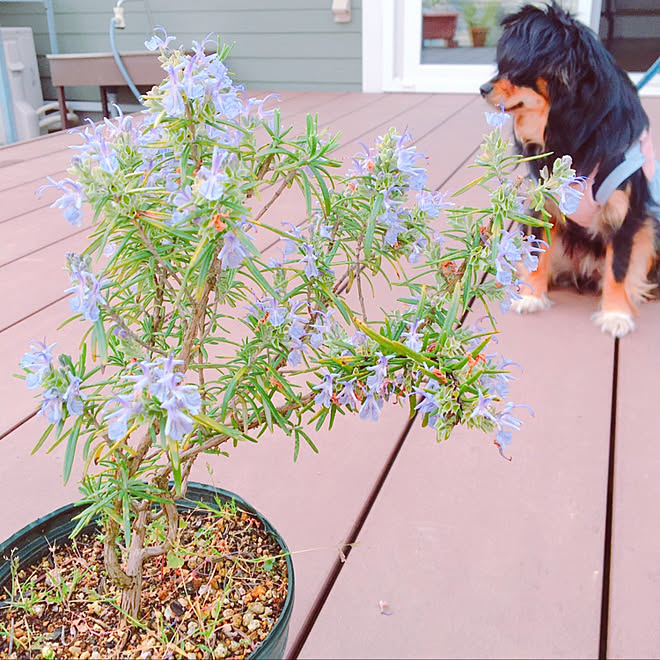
[[593, 244, 635, 337]]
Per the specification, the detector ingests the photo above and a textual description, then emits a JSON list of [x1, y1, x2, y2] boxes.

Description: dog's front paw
[[511, 294, 552, 314], [591, 311, 635, 338]]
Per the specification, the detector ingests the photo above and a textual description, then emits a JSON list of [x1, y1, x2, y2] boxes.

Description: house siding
[[0, 0, 363, 104]]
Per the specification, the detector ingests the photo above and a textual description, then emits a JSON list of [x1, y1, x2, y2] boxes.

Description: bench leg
[[100, 86, 110, 119], [56, 86, 69, 130]]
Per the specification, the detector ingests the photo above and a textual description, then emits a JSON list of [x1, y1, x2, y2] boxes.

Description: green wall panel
[[0, 0, 363, 102]]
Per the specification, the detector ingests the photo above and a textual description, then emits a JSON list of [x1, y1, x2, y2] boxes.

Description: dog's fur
[[480, 2, 659, 337]]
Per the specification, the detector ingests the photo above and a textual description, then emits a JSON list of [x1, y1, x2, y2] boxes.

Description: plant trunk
[[119, 561, 144, 620]]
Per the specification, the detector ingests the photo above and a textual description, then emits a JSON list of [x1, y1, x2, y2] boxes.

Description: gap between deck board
[[599, 337, 620, 660]]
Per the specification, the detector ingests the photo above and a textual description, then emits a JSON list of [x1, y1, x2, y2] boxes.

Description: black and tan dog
[[480, 2, 660, 337]]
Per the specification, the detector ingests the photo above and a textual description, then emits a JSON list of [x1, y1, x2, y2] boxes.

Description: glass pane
[[599, 0, 660, 73], [421, 0, 579, 66]]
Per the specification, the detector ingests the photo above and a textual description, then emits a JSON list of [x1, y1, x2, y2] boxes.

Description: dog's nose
[[479, 82, 494, 98]]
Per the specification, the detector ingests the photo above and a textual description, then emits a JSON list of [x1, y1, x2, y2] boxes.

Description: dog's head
[[479, 2, 636, 172]]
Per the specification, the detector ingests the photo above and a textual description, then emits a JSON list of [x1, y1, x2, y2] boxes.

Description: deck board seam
[[0, 168, 68, 198], [598, 337, 619, 659], [0, 294, 69, 335], [0, 200, 54, 226], [0, 227, 89, 269], [0, 410, 38, 443], [415, 95, 481, 146]]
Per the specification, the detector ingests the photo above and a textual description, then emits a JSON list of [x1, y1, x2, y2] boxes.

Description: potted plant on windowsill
[[422, 0, 459, 48], [462, 0, 500, 47], [0, 30, 584, 659]]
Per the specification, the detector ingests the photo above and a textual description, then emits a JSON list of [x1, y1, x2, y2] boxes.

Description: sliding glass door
[[361, 0, 657, 95]]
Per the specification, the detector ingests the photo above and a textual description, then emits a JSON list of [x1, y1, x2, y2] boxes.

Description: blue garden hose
[[637, 56, 660, 91], [109, 14, 144, 105]]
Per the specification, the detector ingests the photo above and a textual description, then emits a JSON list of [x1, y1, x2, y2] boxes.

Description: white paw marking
[[591, 311, 635, 338], [511, 294, 552, 314]]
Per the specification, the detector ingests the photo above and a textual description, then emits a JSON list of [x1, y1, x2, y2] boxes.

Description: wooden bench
[[46, 51, 163, 127]]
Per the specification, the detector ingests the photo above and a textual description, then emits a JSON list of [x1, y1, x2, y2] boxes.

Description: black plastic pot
[[0, 482, 294, 659]]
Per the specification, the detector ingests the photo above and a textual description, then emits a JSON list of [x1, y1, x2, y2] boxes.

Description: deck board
[[297, 109, 620, 657], [1, 91, 659, 659], [0, 91, 481, 658], [299, 289, 615, 660], [608, 299, 660, 659]]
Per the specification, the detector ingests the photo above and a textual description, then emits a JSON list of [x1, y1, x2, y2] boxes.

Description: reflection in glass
[[421, 0, 578, 65]]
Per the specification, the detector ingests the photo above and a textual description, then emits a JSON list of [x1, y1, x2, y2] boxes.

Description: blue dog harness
[[567, 58, 660, 226], [594, 136, 660, 218], [566, 130, 660, 228]]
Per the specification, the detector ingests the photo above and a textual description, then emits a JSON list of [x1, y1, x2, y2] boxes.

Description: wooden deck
[[1, 92, 659, 659]]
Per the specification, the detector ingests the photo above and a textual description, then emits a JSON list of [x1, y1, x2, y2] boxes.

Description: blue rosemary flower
[[65, 253, 109, 323], [20, 339, 55, 389], [213, 89, 244, 119], [145, 26, 176, 52], [408, 236, 428, 264], [300, 243, 320, 279], [313, 369, 335, 408], [366, 353, 391, 393], [198, 146, 228, 201], [558, 179, 587, 215], [64, 374, 85, 416], [37, 177, 84, 227], [359, 391, 383, 422], [287, 301, 307, 341], [337, 378, 360, 410], [308, 310, 333, 349], [168, 185, 195, 226], [40, 387, 63, 424], [498, 279, 528, 314], [485, 104, 511, 129], [180, 54, 206, 101], [520, 234, 547, 272], [104, 395, 142, 441], [402, 318, 423, 352], [149, 355, 185, 402], [70, 119, 118, 173], [281, 222, 303, 255], [381, 208, 406, 247], [414, 379, 440, 427], [493, 402, 534, 460], [494, 229, 522, 286], [287, 336, 306, 367], [469, 389, 498, 424], [416, 189, 453, 218], [219, 232, 249, 270], [160, 384, 202, 441], [551, 156, 588, 215], [162, 65, 186, 117]]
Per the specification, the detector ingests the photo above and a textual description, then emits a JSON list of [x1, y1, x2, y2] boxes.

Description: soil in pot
[[0, 502, 290, 659]]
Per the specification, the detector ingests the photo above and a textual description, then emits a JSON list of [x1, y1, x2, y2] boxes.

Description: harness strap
[[592, 130, 660, 220], [594, 141, 646, 205]]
